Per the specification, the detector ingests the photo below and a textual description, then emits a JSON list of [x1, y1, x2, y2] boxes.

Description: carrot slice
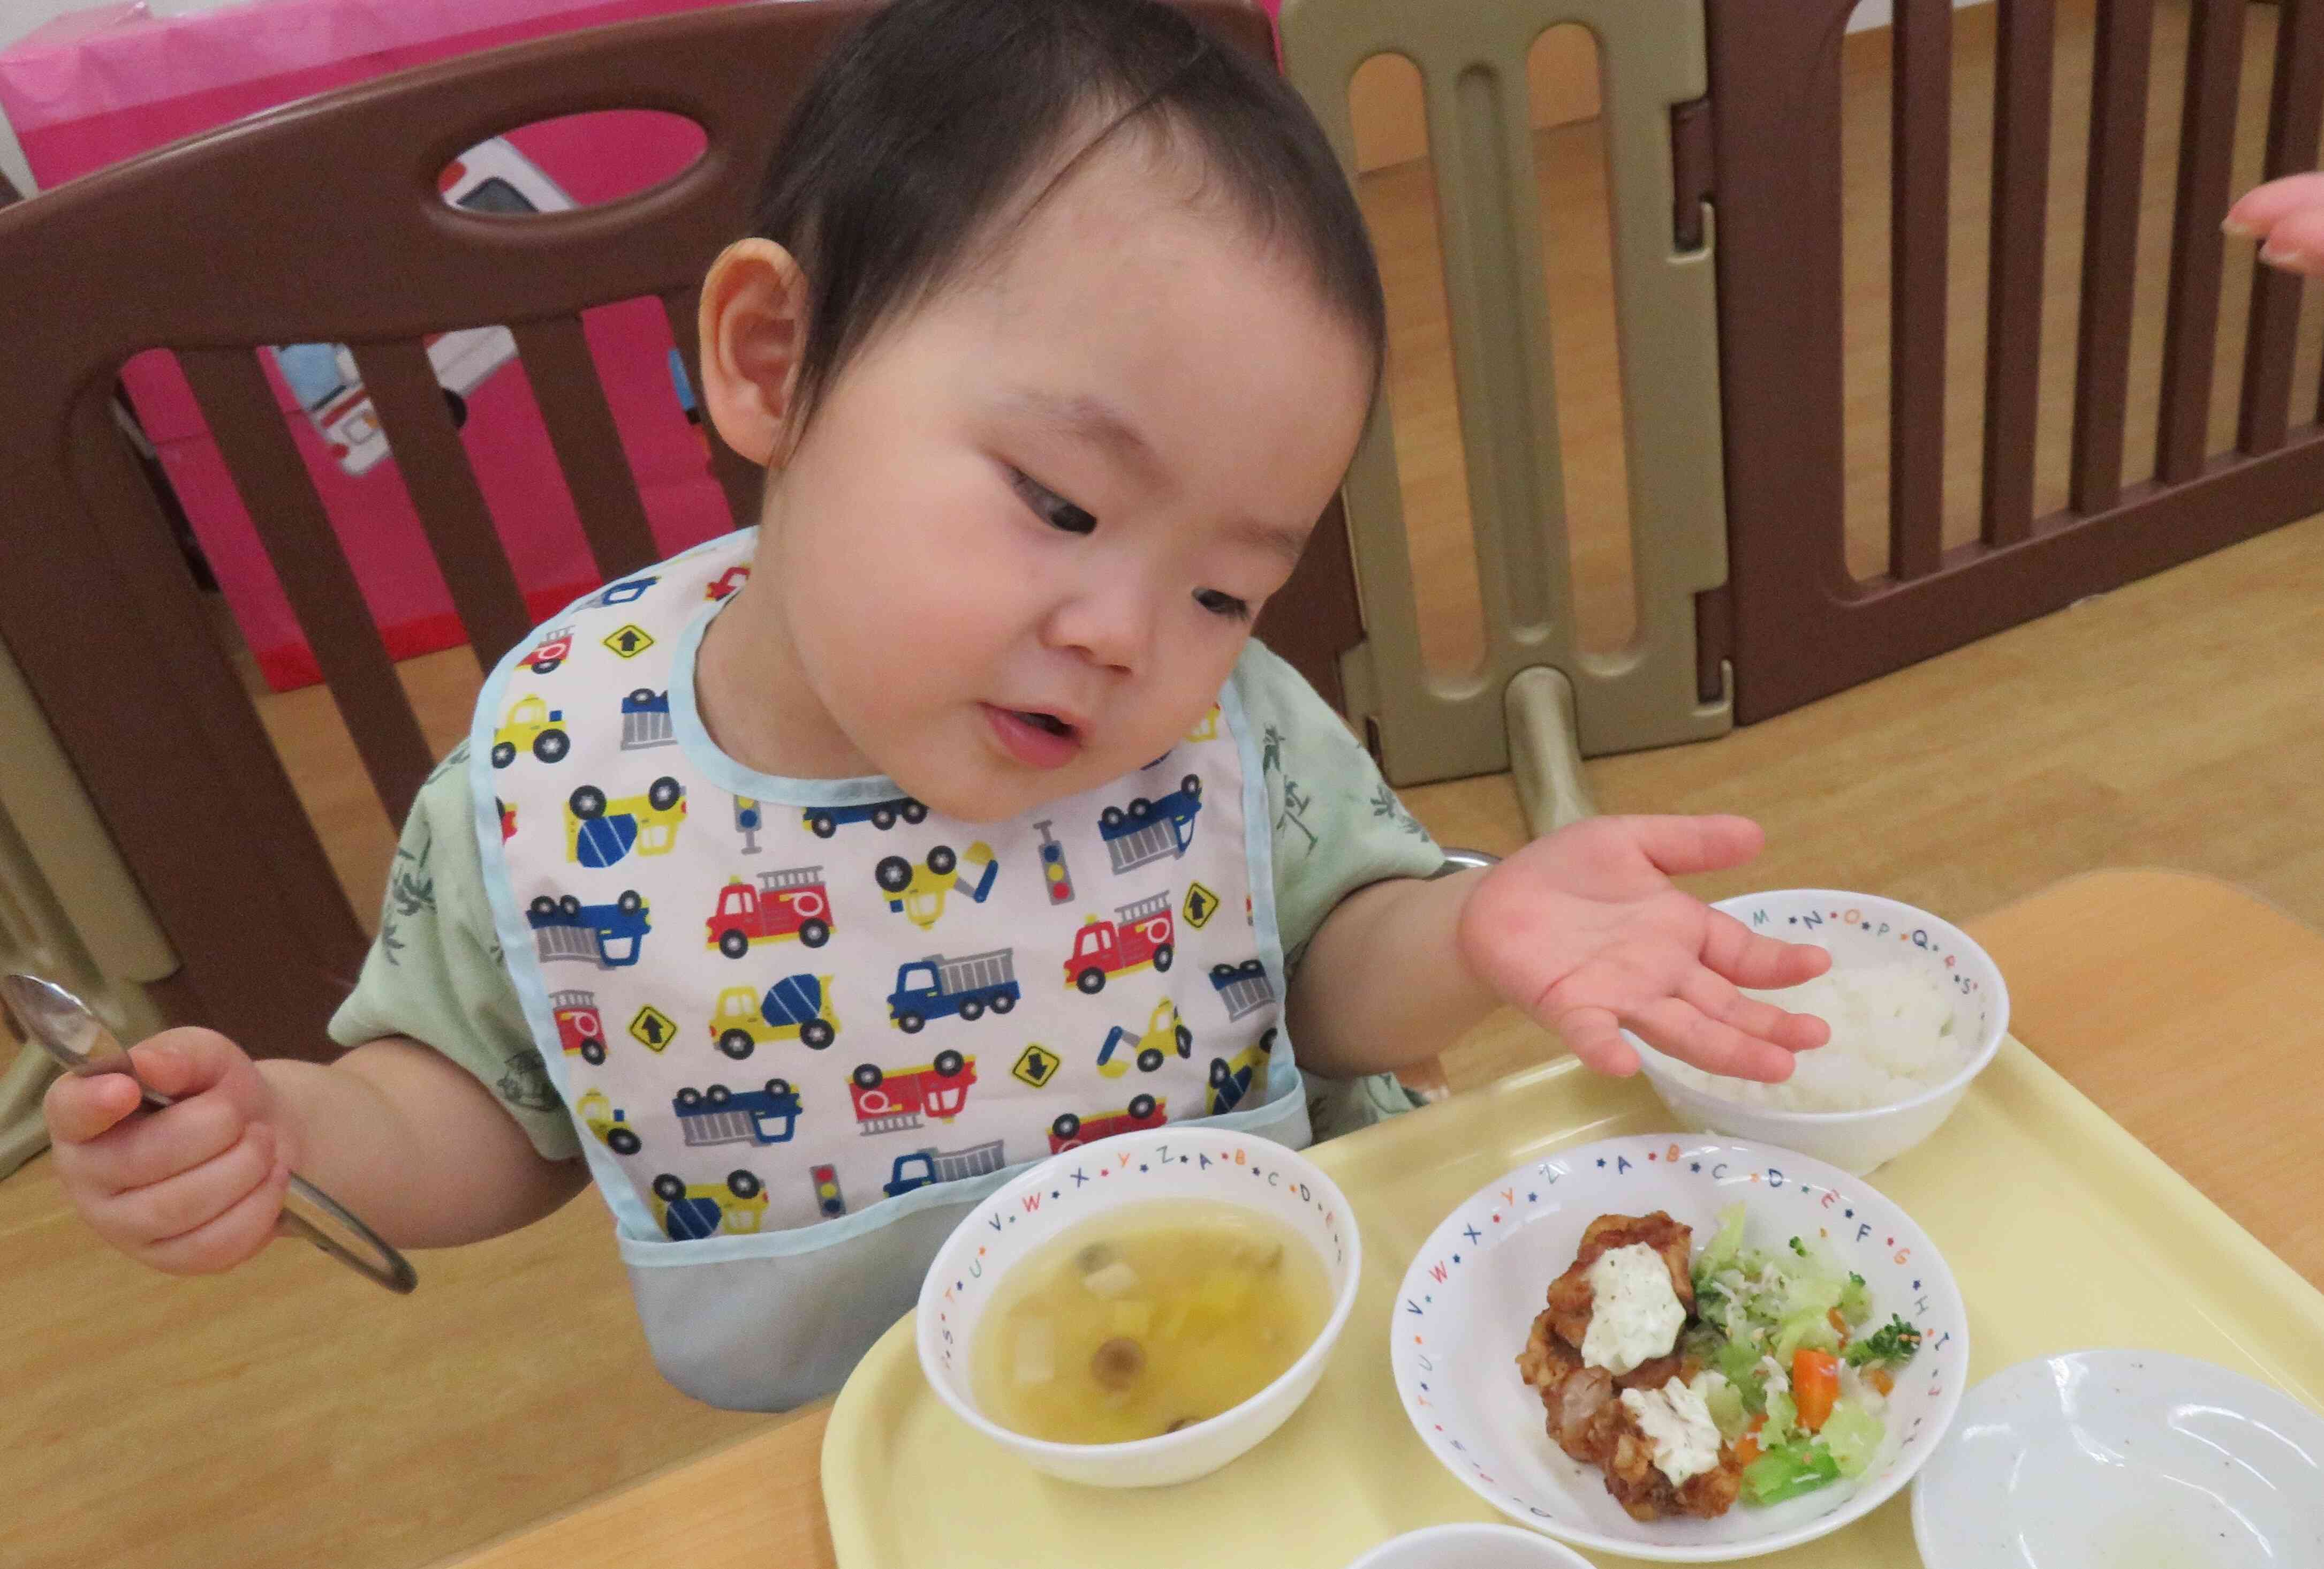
[[1793, 1347, 1841, 1432]]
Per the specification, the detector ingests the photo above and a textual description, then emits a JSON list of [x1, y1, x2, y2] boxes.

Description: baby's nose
[[1044, 581, 1155, 675]]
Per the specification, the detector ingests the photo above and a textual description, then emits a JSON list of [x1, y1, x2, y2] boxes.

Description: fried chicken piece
[[1556, 1367, 1623, 1467], [1603, 1407, 1666, 1515], [1674, 1448, 1745, 1518], [1515, 1212, 1741, 1521], [1598, 1398, 1745, 1521], [1521, 1354, 1742, 1521], [1516, 1306, 1575, 1391], [1543, 1211, 1696, 1349], [1518, 1311, 1624, 1464]]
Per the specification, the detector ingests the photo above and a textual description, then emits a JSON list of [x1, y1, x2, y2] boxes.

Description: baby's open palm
[[1455, 815, 1831, 1081]]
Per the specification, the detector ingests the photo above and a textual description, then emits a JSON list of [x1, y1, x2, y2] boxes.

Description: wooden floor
[[9, 5, 2324, 1567]]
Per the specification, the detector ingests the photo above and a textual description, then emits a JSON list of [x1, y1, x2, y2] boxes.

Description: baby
[[43, 0, 1828, 1410]]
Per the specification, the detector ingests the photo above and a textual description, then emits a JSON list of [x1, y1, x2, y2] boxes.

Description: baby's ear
[[696, 239, 810, 467]]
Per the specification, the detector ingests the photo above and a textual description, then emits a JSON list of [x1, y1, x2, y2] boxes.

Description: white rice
[[1655, 958, 1965, 1112]]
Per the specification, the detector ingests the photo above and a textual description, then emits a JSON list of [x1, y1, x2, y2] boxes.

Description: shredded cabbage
[[1678, 1210, 1922, 1506]]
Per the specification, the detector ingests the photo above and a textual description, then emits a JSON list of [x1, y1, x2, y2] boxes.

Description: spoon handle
[[278, 1176, 419, 1294]]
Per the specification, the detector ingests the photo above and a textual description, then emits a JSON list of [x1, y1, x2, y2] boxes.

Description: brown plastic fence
[[1709, 0, 2324, 723], [0, 0, 1349, 1064]]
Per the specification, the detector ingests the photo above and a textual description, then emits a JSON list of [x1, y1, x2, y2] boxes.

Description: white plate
[[1390, 1135, 1969, 1562], [1911, 1349, 2324, 1567], [1345, 1522, 1595, 1568]]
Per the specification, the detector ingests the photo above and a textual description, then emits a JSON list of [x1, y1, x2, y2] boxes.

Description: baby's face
[[742, 142, 1374, 821]]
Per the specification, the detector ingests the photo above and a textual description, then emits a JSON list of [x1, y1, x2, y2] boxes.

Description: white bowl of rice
[[1629, 889, 2009, 1175]]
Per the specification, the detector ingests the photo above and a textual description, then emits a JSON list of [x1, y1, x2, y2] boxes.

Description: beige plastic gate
[[1279, 0, 1730, 828]]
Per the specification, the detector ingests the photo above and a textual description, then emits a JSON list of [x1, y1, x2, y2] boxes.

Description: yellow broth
[[969, 1199, 1331, 1444]]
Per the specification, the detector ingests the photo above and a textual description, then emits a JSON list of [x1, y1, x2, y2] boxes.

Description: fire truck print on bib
[[480, 532, 1278, 1240]]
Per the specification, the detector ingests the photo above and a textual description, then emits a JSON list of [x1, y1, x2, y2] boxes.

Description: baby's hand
[[1454, 815, 1831, 1082], [42, 1027, 296, 1275], [2225, 174, 2324, 275]]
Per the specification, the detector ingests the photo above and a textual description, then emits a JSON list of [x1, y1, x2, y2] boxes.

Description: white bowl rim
[[1345, 1520, 1598, 1569], [915, 1124, 1364, 1463], [1633, 888, 2012, 1125]]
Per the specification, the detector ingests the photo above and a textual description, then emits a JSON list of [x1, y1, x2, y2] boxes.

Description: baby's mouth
[[1015, 710, 1075, 738], [982, 702, 1086, 769]]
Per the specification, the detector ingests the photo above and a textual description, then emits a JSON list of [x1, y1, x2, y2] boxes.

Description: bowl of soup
[[915, 1124, 1361, 1488]]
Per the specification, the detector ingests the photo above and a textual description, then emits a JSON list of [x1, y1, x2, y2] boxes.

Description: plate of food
[[1389, 1135, 1968, 1561]]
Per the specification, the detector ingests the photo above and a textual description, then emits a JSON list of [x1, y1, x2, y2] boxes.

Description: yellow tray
[[822, 1040, 2324, 1566]]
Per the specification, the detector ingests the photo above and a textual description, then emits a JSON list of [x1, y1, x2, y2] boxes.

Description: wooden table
[[433, 869, 2324, 1569]]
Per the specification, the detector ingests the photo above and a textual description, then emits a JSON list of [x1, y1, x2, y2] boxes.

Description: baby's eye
[[1195, 589, 1252, 622], [1009, 468, 1096, 535]]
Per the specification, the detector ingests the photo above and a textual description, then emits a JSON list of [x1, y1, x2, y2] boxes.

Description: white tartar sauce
[[1580, 1242, 1686, 1375], [1621, 1377, 1724, 1486]]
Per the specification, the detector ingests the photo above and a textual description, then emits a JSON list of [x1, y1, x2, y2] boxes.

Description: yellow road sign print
[[1011, 1043, 1061, 1089], [628, 1005, 677, 1052], [1183, 881, 1220, 929]]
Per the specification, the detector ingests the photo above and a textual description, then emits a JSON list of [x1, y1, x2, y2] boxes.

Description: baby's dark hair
[[751, 0, 1387, 427]]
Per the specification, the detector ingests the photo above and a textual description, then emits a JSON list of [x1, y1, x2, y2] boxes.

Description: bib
[[471, 528, 1309, 1407]]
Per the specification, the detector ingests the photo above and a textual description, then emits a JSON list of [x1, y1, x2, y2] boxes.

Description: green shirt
[[328, 639, 1444, 1159]]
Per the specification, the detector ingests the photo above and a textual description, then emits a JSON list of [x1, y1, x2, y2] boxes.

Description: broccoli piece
[[1789, 1236, 1808, 1257], [1843, 1314, 1924, 1369]]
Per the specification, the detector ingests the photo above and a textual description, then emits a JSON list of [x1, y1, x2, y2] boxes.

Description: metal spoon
[[5, 974, 417, 1294]]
